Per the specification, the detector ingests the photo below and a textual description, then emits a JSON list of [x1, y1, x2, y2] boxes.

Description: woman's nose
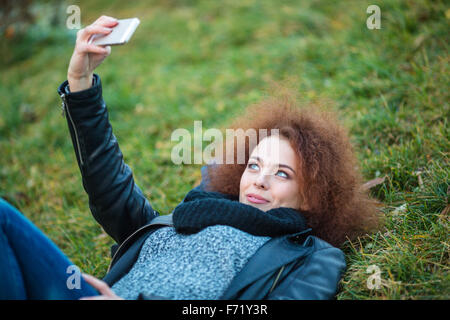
[[254, 173, 269, 189]]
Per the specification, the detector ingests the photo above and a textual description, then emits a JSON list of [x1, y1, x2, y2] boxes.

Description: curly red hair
[[203, 95, 382, 247]]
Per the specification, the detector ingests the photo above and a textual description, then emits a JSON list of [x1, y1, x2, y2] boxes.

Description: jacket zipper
[[268, 265, 286, 294], [60, 93, 84, 166]]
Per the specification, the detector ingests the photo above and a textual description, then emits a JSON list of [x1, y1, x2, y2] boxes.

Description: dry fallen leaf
[[362, 176, 386, 191]]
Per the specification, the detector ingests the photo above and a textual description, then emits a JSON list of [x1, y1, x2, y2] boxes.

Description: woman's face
[[239, 135, 303, 212]]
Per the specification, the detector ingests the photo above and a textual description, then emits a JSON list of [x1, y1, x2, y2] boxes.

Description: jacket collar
[[219, 228, 312, 299]]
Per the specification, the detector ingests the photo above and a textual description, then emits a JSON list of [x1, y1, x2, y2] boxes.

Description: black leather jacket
[[57, 74, 346, 299]]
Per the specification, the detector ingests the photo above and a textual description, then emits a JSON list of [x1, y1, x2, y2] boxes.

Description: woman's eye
[[276, 171, 288, 179], [247, 163, 259, 170]]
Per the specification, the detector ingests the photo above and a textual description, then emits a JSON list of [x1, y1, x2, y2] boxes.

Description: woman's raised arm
[[57, 16, 158, 245]]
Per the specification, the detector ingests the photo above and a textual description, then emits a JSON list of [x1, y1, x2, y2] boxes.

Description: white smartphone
[[88, 18, 140, 46]]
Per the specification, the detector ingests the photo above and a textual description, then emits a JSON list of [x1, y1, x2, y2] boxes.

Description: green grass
[[0, 0, 448, 299]]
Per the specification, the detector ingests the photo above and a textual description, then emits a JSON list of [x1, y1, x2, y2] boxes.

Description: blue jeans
[[0, 197, 100, 299]]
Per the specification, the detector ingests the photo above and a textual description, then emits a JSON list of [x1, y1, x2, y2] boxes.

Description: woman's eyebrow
[[278, 164, 297, 175], [249, 156, 296, 175]]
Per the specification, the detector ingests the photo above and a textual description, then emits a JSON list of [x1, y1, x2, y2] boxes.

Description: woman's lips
[[246, 194, 269, 204]]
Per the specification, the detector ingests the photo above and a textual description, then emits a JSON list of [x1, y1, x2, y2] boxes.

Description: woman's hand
[[79, 273, 124, 300], [67, 15, 119, 92]]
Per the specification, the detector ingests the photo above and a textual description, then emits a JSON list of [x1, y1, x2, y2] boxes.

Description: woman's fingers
[[81, 43, 110, 55], [75, 43, 108, 55], [78, 25, 113, 43], [79, 274, 123, 300], [82, 273, 112, 295], [93, 15, 118, 26], [75, 16, 119, 53]]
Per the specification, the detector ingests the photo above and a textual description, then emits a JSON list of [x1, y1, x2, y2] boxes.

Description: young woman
[[0, 16, 380, 300]]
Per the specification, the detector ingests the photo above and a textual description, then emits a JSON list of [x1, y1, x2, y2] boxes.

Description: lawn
[[0, 0, 448, 299]]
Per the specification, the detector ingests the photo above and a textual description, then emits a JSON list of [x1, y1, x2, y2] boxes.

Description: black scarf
[[172, 188, 308, 237]]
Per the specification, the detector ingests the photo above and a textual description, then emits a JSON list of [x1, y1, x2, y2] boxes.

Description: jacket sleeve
[[267, 247, 346, 300], [57, 74, 158, 245]]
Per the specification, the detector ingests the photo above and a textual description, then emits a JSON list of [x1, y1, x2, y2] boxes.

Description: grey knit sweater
[[111, 225, 270, 300]]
